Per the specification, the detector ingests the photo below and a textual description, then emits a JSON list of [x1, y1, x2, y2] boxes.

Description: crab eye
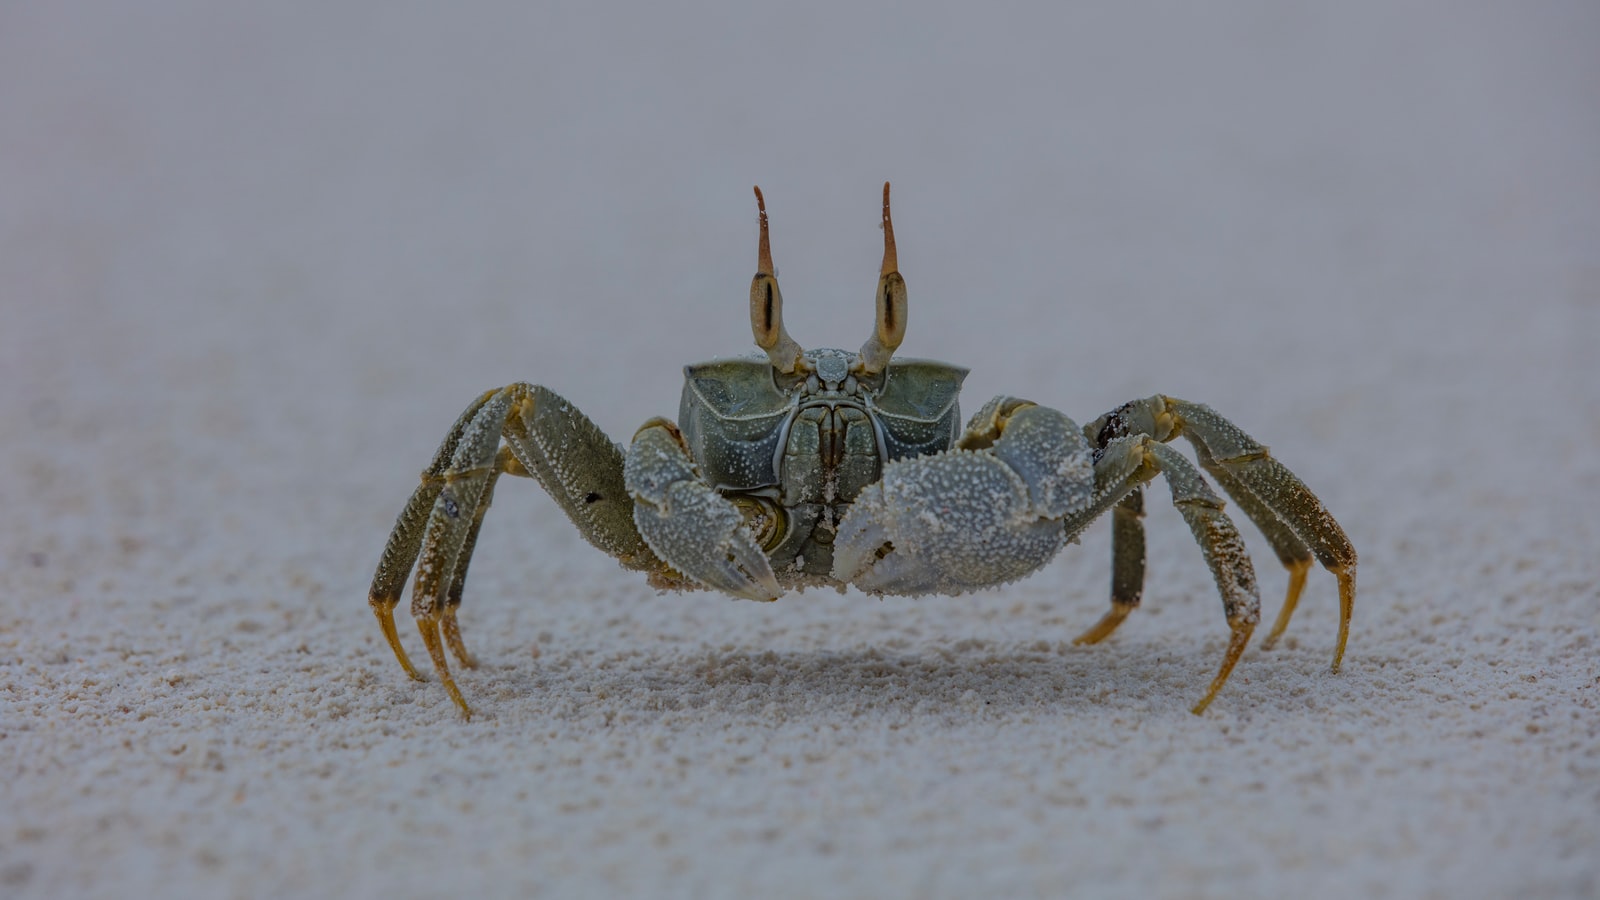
[[857, 182, 906, 375], [749, 186, 806, 375]]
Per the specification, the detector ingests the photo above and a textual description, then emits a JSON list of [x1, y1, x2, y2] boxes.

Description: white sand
[[3, 3, 1597, 898]]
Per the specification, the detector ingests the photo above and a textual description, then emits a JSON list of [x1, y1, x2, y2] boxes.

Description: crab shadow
[[491, 639, 1248, 719]]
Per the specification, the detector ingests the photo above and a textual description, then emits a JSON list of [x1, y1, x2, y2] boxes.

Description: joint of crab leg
[[750, 186, 807, 375], [954, 396, 1037, 451], [1156, 396, 1357, 668], [858, 182, 907, 376]]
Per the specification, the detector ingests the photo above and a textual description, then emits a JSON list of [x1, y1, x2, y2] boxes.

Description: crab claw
[[835, 403, 1097, 595], [833, 450, 1068, 596], [625, 419, 782, 601]]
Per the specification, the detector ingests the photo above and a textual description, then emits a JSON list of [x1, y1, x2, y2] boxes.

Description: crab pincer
[[625, 418, 783, 602]]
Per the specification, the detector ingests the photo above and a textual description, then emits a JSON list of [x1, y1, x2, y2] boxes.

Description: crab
[[368, 184, 1357, 719]]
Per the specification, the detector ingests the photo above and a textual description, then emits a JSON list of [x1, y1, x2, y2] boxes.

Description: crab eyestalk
[[857, 181, 907, 376], [749, 186, 807, 375]]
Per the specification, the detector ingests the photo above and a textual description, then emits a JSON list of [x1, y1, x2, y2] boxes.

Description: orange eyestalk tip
[[880, 181, 897, 276], [754, 185, 773, 276]]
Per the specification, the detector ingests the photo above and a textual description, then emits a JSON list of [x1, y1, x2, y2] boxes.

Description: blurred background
[[4, 0, 1596, 609], [5, 1, 1595, 439]]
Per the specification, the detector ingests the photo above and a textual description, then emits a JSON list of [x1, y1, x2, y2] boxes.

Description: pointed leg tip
[[371, 599, 424, 679], [1191, 619, 1255, 715], [1260, 557, 1311, 651], [442, 611, 479, 669], [418, 615, 476, 720], [395, 654, 423, 680], [1332, 566, 1354, 674], [1190, 675, 1229, 716], [1072, 603, 1135, 646]]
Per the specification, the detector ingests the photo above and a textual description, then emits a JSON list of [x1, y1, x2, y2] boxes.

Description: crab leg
[[1139, 441, 1260, 712], [1185, 445, 1314, 650], [1072, 489, 1145, 645], [1052, 435, 1260, 712], [1058, 437, 1259, 712], [436, 446, 523, 668], [1161, 398, 1354, 667], [1088, 395, 1356, 670], [408, 387, 522, 718], [369, 389, 501, 681], [368, 383, 665, 718]]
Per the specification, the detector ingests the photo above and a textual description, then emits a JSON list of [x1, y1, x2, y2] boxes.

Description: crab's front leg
[[1087, 395, 1356, 668], [369, 383, 667, 718], [625, 419, 783, 601]]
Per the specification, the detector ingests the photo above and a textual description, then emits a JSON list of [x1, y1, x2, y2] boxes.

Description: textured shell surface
[[679, 350, 968, 494]]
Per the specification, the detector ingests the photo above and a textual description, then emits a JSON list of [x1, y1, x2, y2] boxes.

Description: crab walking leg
[[1061, 436, 1261, 713], [498, 386, 660, 572], [437, 447, 521, 668], [1187, 444, 1314, 650], [1072, 489, 1146, 646], [370, 383, 667, 718], [369, 389, 501, 680], [626, 418, 782, 601], [1165, 407, 1352, 666], [1161, 398, 1355, 669], [1089, 395, 1356, 670], [1143, 442, 1261, 713], [408, 388, 524, 718]]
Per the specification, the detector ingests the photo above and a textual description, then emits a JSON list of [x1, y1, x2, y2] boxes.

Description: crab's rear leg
[[1072, 455, 1312, 650], [1063, 435, 1261, 713], [370, 389, 502, 681], [1088, 396, 1356, 670], [1187, 445, 1315, 650], [1072, 489, 1145, 645], [435, 446, 528, 668], [1165, 398, 1353, 664], [369, 383, 665, 718]]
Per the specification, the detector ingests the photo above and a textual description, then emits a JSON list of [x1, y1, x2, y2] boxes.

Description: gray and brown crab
[[368, 184, 1356, 719]]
